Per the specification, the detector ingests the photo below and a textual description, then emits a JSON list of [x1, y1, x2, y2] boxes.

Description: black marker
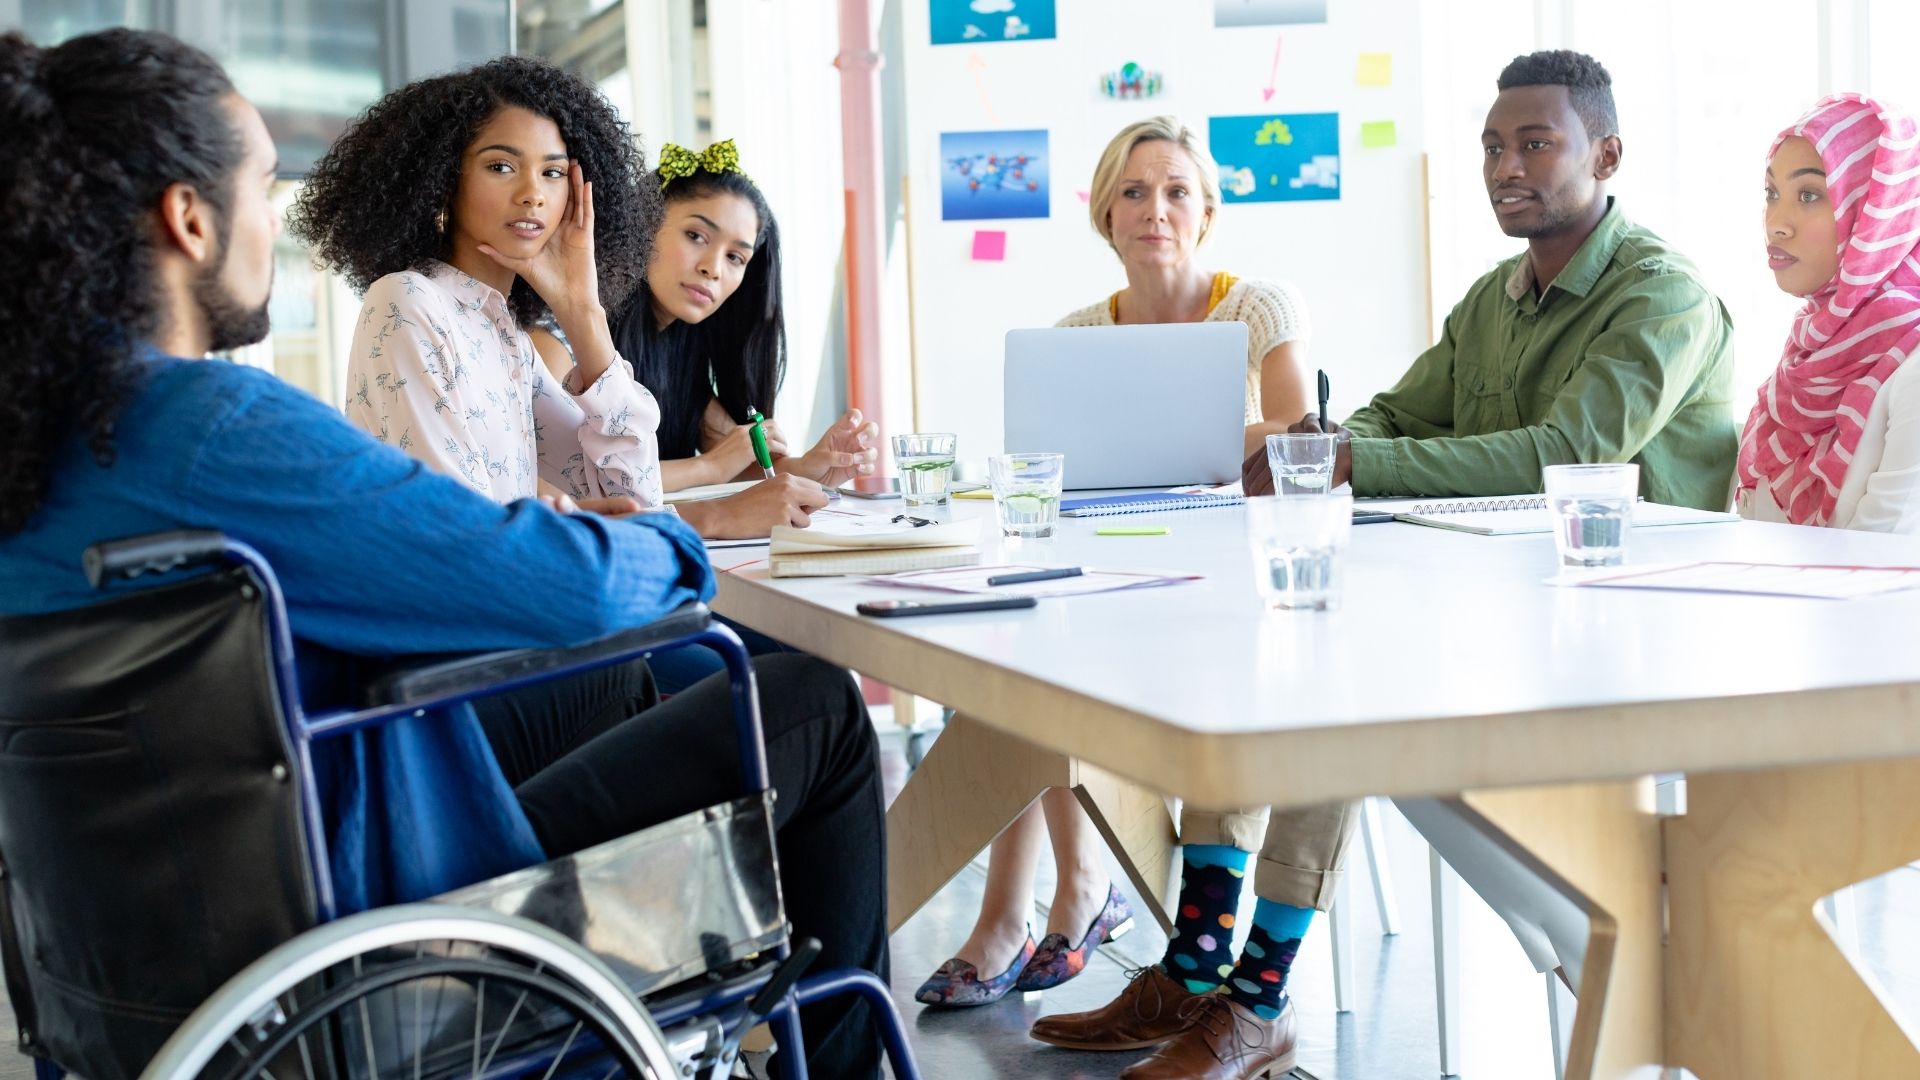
[[986, 567, 1083, 587], [1317, 369, 1331, 430]]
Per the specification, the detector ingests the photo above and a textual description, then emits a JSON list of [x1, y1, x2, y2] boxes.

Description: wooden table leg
[[1070, 760, 1178, 933], [886, 713, 1177, 935], [1461, 780, 1666, 1080], [1664, 758, 1920, 1079]]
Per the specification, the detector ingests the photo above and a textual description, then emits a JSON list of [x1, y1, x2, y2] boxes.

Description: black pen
[[987, 567, 1083, 587], [1317, 369, 1331, 429]]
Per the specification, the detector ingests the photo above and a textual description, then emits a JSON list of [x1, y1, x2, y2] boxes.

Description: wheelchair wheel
[[141, 904, 679, 1080]]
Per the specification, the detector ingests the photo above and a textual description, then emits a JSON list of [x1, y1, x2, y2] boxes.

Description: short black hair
[[1496, 49, 1618, 142]]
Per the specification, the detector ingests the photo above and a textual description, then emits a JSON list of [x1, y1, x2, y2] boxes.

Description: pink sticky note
[[971, 229, 1007, 261], [1075, 190, 1091, 203]]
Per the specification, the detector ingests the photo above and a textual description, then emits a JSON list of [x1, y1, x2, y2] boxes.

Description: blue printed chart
[[930, 0, 1057, 45], [1209, 113, 1341, 203], [940, 129, 1050, 221]]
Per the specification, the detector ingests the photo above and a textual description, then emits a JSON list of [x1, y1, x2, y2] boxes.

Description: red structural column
[[835, 0, 888, 459]]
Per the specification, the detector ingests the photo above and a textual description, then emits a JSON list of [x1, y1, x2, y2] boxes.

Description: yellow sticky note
[[1357, 52, 1392, 87], [1360, 120, 1398, 149]]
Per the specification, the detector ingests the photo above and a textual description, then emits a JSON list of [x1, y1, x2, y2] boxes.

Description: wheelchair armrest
[[83, 530, 232, 589], [363, 602, 716, 708]]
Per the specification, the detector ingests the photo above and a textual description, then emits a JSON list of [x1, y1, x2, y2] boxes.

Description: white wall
[[704, 0, 850, 432], [898, 0, 1430, 458]]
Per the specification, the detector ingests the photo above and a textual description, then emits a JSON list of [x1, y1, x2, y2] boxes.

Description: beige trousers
[[1181, 800, 1360, 911]]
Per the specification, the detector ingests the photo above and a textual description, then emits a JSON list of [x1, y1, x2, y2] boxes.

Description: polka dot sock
[[1158, 844, 1251, 994], [1222, 898, 1315, 1021]]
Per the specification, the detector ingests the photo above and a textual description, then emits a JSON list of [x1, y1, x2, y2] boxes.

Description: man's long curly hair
[[0, 29, 242, 535], [289, 56, 658, 329]]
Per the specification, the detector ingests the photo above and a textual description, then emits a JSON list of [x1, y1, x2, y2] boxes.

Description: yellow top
[[1108, 271, 1240, 322]]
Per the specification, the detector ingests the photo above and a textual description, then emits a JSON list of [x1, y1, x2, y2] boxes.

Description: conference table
[[709, 494, 1920, 1080]]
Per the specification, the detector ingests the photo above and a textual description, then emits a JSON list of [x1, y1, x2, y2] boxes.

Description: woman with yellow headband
[[535, 140, 879, 545], [535, 141, 879, 692]]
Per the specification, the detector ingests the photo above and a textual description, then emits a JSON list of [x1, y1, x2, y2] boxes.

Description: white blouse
[[344, 261, 664, 508], [1737, 352, 1920, 534]]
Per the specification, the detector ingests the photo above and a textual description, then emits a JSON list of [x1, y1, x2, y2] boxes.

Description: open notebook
[[767, 511, 981, 577], [1358, 495, 1739, 536]]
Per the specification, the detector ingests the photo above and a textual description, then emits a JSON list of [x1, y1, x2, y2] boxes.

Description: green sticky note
[[1361, 120, 1398, 149], [1096, 525, 1170, 536]]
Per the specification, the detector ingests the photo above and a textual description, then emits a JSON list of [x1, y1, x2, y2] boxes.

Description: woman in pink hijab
[[1739, 94, 1920, 531]]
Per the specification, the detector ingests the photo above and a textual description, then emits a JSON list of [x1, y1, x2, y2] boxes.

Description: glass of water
[[1246, 493, 1353, 611], [1265, 433, 1338, 495], [892, 433, 957, 507], [1543, 463, 1640, 568], [988, 452, 1065, 539]]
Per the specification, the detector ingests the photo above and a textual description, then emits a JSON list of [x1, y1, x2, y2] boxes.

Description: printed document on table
[[1554, 561, 1920, 600], [860, 564, 1201, 598]]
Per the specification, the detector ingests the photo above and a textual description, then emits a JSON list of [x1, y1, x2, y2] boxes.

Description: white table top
[[713, 498, 1920, 806]]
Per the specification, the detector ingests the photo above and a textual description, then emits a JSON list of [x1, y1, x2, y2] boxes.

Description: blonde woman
[[1057, 115, 1314, 456], [915, 124, 1340, 1050]]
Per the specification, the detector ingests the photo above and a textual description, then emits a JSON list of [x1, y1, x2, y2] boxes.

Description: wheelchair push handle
[[84, 529, 233, 588]]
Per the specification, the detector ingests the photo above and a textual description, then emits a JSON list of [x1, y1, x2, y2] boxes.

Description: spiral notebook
[[1060, 492, 1245, 517], [1360, 495, 1738, 535]]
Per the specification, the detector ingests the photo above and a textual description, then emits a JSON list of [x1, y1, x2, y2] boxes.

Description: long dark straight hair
[[613, 169, 786, 460]]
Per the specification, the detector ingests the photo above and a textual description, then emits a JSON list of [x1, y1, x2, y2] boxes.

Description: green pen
[[747, 406, 776, 480]]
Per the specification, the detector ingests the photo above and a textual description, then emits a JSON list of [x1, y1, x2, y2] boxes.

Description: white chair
[[1399, 796, 1587, 1079], [1327, 797, 1403, 1013]]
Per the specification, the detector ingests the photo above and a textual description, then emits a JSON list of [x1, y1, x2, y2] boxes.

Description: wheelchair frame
[[23, 530, 918, 1080]]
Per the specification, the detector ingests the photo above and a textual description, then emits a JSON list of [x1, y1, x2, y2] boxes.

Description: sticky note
[[971, 229, 1007, 261], [1360, 120, 1398, 149], [1357, 52, 1392, 87], [1075, 190, 1091, 203]]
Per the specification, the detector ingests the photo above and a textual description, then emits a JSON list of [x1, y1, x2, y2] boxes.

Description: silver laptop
[[1003, 322, 1248, 489]]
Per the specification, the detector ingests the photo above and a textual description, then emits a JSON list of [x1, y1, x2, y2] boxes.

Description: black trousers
[[471, 653, 888, 1079]]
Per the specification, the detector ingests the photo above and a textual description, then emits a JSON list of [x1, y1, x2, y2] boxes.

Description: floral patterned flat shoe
[[1015, 883, 1136, 992], [913, 932, 1038, 1007]]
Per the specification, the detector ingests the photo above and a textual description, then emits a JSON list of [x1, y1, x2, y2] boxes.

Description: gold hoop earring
[[434, 208, 447, 234]]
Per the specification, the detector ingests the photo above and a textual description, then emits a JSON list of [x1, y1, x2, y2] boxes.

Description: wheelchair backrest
[[0, 564, 318, 1079]]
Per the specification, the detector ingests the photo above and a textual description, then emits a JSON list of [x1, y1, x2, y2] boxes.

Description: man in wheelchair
[[0, 28, 889, 1079]]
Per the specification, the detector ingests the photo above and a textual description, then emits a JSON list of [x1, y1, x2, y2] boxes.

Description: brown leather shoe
[[1118, 995, 1297, 1079], [1028, 964, 1205, 1051]]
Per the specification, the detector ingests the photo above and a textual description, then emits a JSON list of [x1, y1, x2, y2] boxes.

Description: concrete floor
[[5, 721, 1919, 1080]]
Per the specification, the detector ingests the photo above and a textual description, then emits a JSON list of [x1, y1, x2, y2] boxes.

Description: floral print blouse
[[343, 260, 663, 508]]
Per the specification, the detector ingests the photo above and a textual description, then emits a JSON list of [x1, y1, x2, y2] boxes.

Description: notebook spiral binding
[[1406, 496, 1549, 514], [1061, 493, 1244, 517]]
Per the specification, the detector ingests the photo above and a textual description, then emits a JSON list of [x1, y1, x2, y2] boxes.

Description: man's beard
[[196, 237, 272, 353]]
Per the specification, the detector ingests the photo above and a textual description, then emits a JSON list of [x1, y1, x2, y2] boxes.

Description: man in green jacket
[[1247, 49, 1736, 510]]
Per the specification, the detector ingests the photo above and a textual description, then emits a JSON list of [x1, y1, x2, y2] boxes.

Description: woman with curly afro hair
[[290, 56, 668, 512]]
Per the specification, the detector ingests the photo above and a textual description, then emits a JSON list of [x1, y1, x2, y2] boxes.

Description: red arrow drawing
[[967, 50, 1000, 124], [1260, 37, 1282, 102]]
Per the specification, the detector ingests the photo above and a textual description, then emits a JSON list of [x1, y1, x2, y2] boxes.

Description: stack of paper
[[768, 510, 981, 578]]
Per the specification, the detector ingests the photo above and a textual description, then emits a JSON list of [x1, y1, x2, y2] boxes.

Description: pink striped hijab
[[1737, 94, 1920, 526]]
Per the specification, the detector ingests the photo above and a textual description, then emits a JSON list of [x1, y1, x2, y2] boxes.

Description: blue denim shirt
[[0, 354, 716, 911]]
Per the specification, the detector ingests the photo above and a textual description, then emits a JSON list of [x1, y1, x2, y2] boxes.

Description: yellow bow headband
[[658, 139, 749, 186]]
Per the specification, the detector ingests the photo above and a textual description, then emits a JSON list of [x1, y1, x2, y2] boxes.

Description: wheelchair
[[0, 530, 921, 1080]]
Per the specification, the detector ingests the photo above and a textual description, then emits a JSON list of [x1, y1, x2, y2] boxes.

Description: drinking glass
[[892, 433, 957, 507], [1543, 463, 1639, 568], [987, 453, 1065, 539], [1265, 433, 1338, 495], [1246, 493, 1354, 611]]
